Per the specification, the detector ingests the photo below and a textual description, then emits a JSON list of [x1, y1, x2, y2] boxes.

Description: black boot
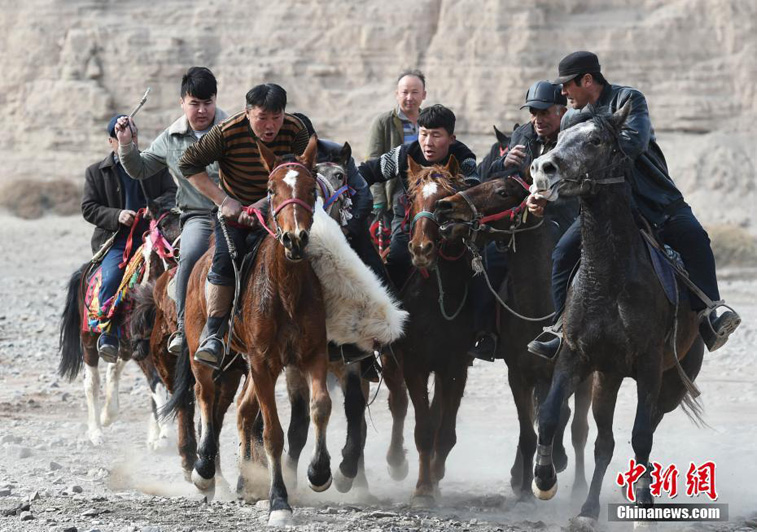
[[194, 316, 228, 370], [699, 309, 741, 352], [97, 333, 119, 364], [467, 332, 498, 361], [360, 356, 381, 383]]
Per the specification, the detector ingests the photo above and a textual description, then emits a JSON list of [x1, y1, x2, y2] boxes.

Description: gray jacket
[[118, 109, 228, 213]]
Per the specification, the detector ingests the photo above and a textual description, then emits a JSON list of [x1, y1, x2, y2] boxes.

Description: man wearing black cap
[[526, 51, 740, 359], [82, 115, 176, 361], [468, 81, 578, 360]]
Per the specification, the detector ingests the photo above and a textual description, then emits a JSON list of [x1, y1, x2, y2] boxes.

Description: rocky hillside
[[1, 0, 755, 230]]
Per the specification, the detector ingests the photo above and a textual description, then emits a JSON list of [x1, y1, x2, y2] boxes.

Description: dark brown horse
[[391, 156, 476, 505], [529, 104, 704, 530], [58, 201, 180, 448], [435, 170, 592, 501]]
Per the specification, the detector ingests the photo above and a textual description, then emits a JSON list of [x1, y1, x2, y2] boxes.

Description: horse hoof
[[387, 459, 409, 481], [89, 431, 105, 447], [333, 467, 354, 493], [148, 436, 171, 453], [532, 477, 558, 500], [308, 474, 332, 493], [568, 515, 597, 532], [191, 468, 215, 492], [268, 509, 293, 527], [411, 494, 436, 508]]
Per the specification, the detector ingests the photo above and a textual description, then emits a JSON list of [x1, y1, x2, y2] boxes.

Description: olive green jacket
[[366, 109, 405, 208]]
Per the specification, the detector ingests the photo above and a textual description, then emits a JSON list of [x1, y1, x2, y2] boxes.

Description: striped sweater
[[179, 111, 310, 205]]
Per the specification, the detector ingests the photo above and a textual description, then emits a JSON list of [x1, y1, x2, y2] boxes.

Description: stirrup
[[167, 330, 184, 355], [194, 335, 225, 370], [528, 327, 563, 361], [699, 303, 741, 352]]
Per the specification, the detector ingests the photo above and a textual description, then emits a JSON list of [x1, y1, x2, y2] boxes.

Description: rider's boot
[[467, 331, 498, 361], [167, 327, 184, 356], [97, 332, 119, 364], [527, 314, 563, 361], [194, 284, 234, 370], [699, 308, 741, 352]]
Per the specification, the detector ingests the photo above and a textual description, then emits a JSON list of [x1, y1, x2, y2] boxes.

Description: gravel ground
[[1, 214, 755, 532]]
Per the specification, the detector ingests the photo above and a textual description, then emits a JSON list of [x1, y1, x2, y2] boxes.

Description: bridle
[[244, 161, 316, 241]]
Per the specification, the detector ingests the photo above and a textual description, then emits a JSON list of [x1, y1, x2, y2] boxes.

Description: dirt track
[[1, 214, 755, 532]]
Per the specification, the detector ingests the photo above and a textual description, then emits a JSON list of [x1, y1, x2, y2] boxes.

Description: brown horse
[[390, 156, 476, 505], [58, 201, 180, 448], [435, 170, 592, 501], [181, 136, 330, 526]]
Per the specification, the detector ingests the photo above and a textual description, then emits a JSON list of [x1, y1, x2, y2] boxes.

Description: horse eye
[[497, 188, 508, 197], [335, 172, 344, 181], [590, 136, 601, 146]]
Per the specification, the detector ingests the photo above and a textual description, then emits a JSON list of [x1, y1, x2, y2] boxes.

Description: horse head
[[531, 102, 631, 200], [315, 142, 352, 221], [406, 155, 466, 270], [144, 199, 181, 266], [258, 135, 319, 262]]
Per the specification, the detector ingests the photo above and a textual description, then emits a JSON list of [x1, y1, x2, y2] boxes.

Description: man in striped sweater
[[178, 83, 309, 368]]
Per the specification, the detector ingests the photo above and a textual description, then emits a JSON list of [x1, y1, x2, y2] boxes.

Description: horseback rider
[[527, 51, 741, 359], [114, 67, 228, 356], [468, 81, 578, 361], [360, 104, 479, 290], [367, 69, 428, 225], [178, 83, 310, 369], [82, 115, 176, 362]]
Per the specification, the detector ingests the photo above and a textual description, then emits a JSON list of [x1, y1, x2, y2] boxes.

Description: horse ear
[[298, 134, 318, 170], [407, 156, 423, 177], [257, 141, 278, 174], [147, 199, 161, 219], [612, 101, 632, 129], [445, 154, 460, 177], [340, 142, 352, 168], [493, 125, 509, 146]]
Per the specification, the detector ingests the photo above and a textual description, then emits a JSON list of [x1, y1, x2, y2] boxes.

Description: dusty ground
[[0, 214, 755, 532]]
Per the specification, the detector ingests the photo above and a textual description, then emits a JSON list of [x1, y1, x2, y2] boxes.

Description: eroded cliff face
[[1, 0, 755, 229]]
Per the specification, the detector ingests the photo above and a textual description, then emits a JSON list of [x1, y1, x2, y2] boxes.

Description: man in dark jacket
[[82, 115, 176, 362], [359, 104, 478, 290], [527, 51, 740, 359], [469, 81, 578, 360]]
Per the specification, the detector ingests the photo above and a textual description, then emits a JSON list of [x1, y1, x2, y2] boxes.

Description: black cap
[[107, 114, 127, 138], [553, 51, 601, 84], [520, 81, 567, 110]]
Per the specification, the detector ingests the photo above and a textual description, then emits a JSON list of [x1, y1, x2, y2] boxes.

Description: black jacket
[[82, 153, 176, 254], [564, 83, 685, 226]]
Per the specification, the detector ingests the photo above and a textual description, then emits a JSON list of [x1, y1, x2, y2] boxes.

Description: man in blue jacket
[[527, 51, 740, 359]]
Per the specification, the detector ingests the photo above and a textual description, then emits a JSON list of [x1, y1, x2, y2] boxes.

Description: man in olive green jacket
[[366, 69, 426, 214]]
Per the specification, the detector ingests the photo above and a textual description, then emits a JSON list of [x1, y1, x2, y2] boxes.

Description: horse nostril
[[281, 232, 293, 249], [299, 230, 309, 247], [542, 161, 556, 175], [436, 199, 451, 212]]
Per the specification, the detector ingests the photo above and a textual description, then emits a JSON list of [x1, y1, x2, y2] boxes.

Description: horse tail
[[160, 339, 195, 421], [129, 281, 156, 359], [680, 391, 709, 429], [58, 263, 88, 381]]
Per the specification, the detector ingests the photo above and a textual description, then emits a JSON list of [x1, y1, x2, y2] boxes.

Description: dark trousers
[[208, 221, 265, 286], [175, 214, 214, 328], [471, 242, 509, 332], [551, 204, 719, 318], [385, 207, 412, 290]]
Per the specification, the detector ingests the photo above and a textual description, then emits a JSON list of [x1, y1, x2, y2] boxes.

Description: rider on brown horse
[[177, 83, 311, 369]]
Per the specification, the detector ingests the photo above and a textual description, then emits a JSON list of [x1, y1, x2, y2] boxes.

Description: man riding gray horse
[[527, 51, 740, 359]]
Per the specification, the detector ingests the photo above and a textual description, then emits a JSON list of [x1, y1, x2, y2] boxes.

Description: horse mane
[[563, 104, 623, 139], [407, 164, 467, 200]]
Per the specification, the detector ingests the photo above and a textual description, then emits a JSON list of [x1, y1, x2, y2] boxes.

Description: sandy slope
[[0, 214, 755, 531]]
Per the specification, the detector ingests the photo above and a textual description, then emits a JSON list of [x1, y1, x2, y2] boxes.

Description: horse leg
[[284, 366, 310, 491], [101, 357, 126, 427], [509, 375, 536, 499], [138, 358, 172, 452], [629, 358, 664, 510], [533, 346, 589, 500], [382, 350, 409, 480], [576, 372, 623, 525], [334, 363, 366, 493], [236, 375, 267, 502], [212, 369, 243, 493], [571, 375, 592, 499], [405, 368, 435, 505], [251, 365, 291, 526], [305, 354, 333, 492], [191, 365, 218, 492], [83, 344, 104, 446], [430, 363, 469, 495]]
